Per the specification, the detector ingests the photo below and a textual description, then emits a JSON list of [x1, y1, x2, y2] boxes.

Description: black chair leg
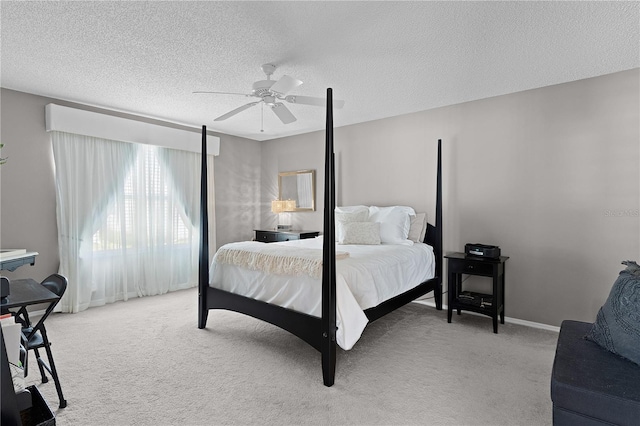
[[42, 339, 66, 409], [21, 344, 29, 377], [33, 348, 49, 383]]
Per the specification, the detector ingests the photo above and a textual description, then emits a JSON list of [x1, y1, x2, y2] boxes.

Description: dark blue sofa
[[551, 320, 640, 425]]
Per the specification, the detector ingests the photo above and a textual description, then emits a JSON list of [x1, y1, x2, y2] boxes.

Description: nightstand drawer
[[254, 230, 319, 243], [276, 233, 299, 242], [448, 258, 494, 276], [256, 231, 278, 243]]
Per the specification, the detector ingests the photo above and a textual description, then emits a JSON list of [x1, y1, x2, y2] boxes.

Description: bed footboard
[[207, 287, 323, 350]]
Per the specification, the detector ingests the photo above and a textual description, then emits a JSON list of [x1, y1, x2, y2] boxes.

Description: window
[[52, 131, 208, 312], [92, 146, 191, 252]]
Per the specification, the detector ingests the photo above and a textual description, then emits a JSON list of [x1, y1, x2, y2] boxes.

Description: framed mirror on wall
[[278, 169, 315, 211]]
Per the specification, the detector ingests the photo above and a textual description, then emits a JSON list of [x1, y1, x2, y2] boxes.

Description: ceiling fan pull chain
[[261, 103, 264, 133]]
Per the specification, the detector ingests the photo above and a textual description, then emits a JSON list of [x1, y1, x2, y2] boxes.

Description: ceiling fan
[[194, 64, 344, 127]]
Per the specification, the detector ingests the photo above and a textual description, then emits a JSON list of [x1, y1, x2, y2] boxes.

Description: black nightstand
[[445, 252, 509, 333], [254, 230, 319, 243]]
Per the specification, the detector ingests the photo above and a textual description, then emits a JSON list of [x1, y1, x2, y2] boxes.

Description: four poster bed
[[198, 88, 443, 386]]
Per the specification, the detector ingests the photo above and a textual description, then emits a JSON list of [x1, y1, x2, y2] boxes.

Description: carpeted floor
[[27, 287, 558, 425]]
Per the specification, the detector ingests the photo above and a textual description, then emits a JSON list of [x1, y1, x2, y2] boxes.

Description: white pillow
[[338, 221, 381, 245], [368, 206, 415, 245], [408, 213, 428, 243], [335, 210, 369, 241], [335, 205, 369, 215]]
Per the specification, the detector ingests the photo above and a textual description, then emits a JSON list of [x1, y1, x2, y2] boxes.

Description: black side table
[[445, 252, 509, 333]]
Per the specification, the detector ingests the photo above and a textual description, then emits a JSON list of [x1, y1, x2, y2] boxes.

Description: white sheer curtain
[[156, 147, 215, 238], [52, 131, 212, 313], [156, 146, 216, 285], [53, 132, 136, 312]]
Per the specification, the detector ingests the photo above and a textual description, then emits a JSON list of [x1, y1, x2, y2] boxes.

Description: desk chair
[[17, 274, 68, 409]]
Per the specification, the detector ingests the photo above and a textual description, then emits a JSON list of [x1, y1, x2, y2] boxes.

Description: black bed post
[[321, 88, 337, 387], [198, 125, 210, 329], [434, 139, 443, 310]]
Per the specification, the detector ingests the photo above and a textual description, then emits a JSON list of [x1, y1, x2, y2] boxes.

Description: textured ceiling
[[1, 1, 638, 141]]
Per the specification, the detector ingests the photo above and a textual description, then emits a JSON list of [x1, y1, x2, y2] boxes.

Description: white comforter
[[209, 236, 435, 350]]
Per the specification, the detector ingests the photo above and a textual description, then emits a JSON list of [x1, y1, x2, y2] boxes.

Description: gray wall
[[214, 134, 262, 247], [261, 69, 640, 327], [0, 88, 261, 282], [2, 69, 638, 328]]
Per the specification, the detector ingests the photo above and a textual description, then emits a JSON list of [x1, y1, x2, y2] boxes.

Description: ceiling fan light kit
[[196, 63, 344, 127], [260, 63, 277, 77]]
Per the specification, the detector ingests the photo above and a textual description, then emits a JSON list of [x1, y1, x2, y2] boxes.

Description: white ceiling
[[1, 1, 638, 141]]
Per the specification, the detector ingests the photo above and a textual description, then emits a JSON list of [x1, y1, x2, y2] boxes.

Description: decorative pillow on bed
[[586, 260, 640, 366], [338, 221, 381, 245], [368, 206, 415, 245], [408, 213, 428, 243], [335, 210, 369, 241]]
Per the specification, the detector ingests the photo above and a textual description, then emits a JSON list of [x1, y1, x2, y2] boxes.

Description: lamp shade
[[271, 199, 297, 213], [271, 200, 285, 214]]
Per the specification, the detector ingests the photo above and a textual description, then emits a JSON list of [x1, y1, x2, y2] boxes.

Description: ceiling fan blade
[[270, 75, 303, 96], [193, 91, 250, 97], [271, 103, 297, 124], [214, 102, 260, 121], [284, 95, 345, 109]]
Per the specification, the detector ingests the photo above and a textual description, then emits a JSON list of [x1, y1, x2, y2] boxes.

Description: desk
[[0, 278, 66, 409], [1, 279, 59, 312], [0, 251, 39, 272], [1, 279, 58, 423]]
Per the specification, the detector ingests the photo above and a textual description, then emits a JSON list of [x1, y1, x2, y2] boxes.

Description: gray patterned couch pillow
[[587, 260, 640, 366]]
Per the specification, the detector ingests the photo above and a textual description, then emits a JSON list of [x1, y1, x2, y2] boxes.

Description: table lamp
[[271, 199, 296, 230]]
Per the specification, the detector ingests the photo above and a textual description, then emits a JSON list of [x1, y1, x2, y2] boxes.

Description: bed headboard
[[423, 139, 442, 281]]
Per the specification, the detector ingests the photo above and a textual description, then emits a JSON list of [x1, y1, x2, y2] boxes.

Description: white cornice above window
[[45, 103, 220, 156]]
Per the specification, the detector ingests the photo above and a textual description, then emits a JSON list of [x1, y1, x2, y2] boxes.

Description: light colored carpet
[[27, 287, 558, 425]]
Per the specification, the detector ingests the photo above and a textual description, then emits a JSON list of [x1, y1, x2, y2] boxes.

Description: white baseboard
[[413, 299, 560, 333]]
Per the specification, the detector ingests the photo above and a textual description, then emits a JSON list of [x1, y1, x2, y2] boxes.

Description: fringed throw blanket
[[214, 241, 349, 279]]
